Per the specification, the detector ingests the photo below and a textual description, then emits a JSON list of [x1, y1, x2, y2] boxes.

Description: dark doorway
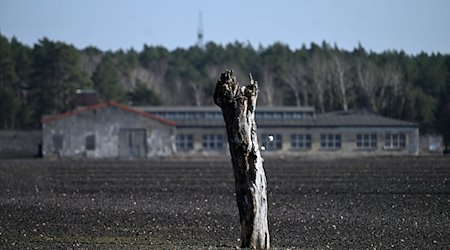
[[119, 129, 147, 158]]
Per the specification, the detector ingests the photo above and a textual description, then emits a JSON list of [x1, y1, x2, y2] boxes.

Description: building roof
[[41, 101, 176, 126], [311, 110, 416, 128], [134, 105, 316, 112], [157, 108, 416, 128]]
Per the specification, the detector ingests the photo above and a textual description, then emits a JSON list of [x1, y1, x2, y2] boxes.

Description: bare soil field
[[0, 156, 449, 249]]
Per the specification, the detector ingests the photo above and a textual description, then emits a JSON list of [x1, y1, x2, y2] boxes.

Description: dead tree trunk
[[213, 70, 270, 249]]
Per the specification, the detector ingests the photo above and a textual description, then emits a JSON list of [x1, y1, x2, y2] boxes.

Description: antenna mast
[[197, 11, 204, 49]]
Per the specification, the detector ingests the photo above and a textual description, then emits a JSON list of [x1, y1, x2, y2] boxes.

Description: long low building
[[136, 105, 419, 157], [41, 102, 419, 158]]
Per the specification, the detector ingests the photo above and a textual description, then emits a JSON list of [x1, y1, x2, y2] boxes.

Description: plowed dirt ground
[[0, 156, 449, 249]]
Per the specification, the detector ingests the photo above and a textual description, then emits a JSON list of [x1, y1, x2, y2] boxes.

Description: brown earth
[[0, 156, 449, 249]]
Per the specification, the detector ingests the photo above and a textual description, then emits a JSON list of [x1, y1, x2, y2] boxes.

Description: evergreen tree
[[10, 37, 33, 128], [0, 35, 19, 129], [92, 53, 126, 101], [129, 80, 162, 106], [28, 38, 90, 126], [1, 35, 450, 138]]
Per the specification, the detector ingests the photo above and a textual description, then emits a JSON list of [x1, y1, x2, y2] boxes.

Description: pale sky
[[1, 0, 449, 54]]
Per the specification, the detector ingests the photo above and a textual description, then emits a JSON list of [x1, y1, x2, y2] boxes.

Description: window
[[175, 112, 185, 119], [293, 112, 303, 119], [320, 134, 341, 149], [165, 112, 175, 119], [205, 112, 221, 119], [176, 134, 193, 151], [385, 133, 406, 149], [263, 112, 273, 119], [283, 112, 293, 119], [53, 135, 63, 151], [261, 133, 282, 151], [85, 134, 95, 150], [291, 134, 311, 150], [273, 112, 282, 119], [202, 134, 224, 150], [356, 133, 377, 149], [185, 112, 195, 119]]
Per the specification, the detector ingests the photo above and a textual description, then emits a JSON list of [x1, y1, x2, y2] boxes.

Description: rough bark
[[213, 70, 270, 249]]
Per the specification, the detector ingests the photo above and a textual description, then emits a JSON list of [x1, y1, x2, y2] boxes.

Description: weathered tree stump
[[214, 70, 270, 249]]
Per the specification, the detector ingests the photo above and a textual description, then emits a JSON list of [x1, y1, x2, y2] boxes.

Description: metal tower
[[197, 11, 204, 49]]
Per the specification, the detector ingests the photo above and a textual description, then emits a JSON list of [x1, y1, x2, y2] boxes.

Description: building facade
[[41, 102, 419, 159], [137, 106, 419, 157], [42, 101, 176, 158]]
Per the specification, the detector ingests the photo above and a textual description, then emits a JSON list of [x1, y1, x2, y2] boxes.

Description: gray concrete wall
[[419, 134, 443, 154], [43, 106, 175, 158], [0, 130, 42, 158]]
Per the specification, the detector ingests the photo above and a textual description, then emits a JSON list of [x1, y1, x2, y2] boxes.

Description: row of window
[[54, 132, 407, 152], [255, 112, 313, 120], [176, 134, 225, 151], [154, 111, 314, 120], [52, 134, 96, 151], [156, 112, 223, 120], [355, 133, 406, 149], [175, 132, 407, 151]]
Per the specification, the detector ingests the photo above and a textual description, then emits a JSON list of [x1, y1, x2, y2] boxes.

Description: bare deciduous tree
[[377, 63, 404, 113], [309, 54, 327, 113], [280, 63, 309, 106], [356, 60, 377, 111], [331, 54, 349, 111], [260, 67, 278, 106], [188, 80, 203, 106]]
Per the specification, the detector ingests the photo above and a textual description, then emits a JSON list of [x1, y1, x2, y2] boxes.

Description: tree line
[[0, 34, 449, 146]]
